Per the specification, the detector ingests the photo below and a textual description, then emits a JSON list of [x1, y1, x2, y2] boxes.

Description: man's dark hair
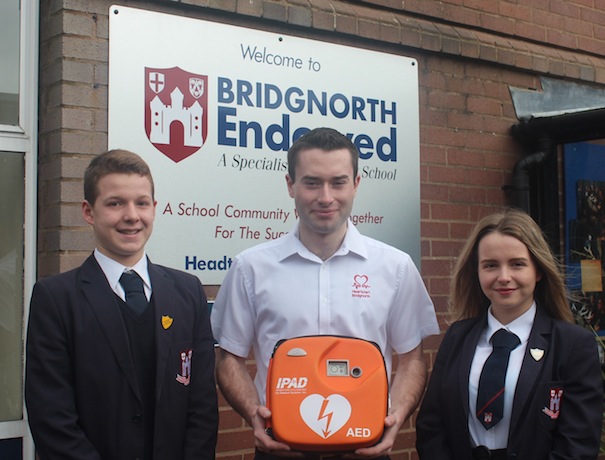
[[287, 127, 359, 182]]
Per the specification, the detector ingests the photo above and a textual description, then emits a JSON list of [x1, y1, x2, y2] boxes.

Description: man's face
[[286, 148, 359, 242], [82, 173, 156, 267]]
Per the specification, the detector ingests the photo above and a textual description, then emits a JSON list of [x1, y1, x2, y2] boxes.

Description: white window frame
[[0, 0, 39, 459]]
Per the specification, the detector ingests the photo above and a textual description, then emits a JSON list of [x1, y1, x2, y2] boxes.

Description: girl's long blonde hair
[[449, 208, 573, 323]]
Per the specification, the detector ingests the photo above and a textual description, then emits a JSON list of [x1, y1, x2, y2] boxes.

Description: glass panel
[[0, 438, 22, 460], [0, 152, 25, 421], [563, 143, 605, 317], [0, 0, 20, 126]]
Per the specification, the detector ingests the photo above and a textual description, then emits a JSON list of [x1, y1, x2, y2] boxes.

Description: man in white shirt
[[211, 127, 439, 459]]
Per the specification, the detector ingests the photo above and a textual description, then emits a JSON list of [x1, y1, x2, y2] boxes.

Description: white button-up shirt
[[211, 221, 439, 403], [468, 303, 536, 449], [94, 249, 152, 302]]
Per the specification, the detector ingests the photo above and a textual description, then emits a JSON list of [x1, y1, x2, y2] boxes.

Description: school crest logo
[[542, 388, 563, 420], [176, 348, 192, 386], [144, 67, 208, 163]]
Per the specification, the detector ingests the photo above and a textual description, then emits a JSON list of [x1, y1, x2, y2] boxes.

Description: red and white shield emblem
[[144, 67, 208, 163]]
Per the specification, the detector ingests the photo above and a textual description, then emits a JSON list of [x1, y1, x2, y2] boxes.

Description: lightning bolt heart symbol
[[299, 394, 352, 439]]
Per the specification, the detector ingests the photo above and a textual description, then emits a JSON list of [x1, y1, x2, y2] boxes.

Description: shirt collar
[[93, 249, 151, 292], [278, 220, 368, 262], [486, 302, 536, 344]]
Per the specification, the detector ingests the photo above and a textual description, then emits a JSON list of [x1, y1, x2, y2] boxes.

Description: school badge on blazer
[[266, 335, 388, 452]]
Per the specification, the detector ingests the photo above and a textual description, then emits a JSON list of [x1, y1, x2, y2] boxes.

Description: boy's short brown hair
[[84, 149, 154, 204]]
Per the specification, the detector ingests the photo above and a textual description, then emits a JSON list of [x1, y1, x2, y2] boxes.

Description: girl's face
[[477, 232, 541, 324]]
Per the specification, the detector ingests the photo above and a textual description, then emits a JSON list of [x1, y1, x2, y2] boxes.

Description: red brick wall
[[361, 0, 605, 56], [37, 0, 605, 458]]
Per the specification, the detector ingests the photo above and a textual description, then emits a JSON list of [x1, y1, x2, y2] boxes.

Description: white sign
[[108, 6, 421, 284]]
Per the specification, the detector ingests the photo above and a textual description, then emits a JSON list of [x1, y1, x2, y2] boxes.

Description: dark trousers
[[472, 446, 507, 460], [254, 450, 390, 460]]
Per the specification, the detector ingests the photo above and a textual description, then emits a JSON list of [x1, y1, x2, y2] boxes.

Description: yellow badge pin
[[162, 315, 173, 330]]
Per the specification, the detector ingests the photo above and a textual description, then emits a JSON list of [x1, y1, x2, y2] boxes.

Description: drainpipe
[[504, 137, 552, 212]]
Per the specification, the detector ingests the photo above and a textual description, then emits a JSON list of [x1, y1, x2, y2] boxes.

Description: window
[[0, 1, 38, 459], [0, 153, 25, 424], [0, 0, 20, 126]]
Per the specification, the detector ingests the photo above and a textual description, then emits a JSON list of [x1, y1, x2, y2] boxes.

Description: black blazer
[[416, 307, 602, 460], [25, 255, 218, 460]]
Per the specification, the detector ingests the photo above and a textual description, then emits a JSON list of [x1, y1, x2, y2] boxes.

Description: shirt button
[[132, 414, 142, 423]]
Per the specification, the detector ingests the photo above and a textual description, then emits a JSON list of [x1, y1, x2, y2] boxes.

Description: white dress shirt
[[468, 303, 536, 449], [211, 221, 440, 403], [93, 249, 152, 302]]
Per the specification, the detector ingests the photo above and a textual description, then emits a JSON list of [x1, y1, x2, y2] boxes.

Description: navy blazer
[[416, 307, 602, 460], [25, 255, 218, 460]]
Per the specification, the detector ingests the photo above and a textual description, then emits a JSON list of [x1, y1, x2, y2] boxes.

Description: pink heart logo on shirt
[[354, 275, 368, 287]]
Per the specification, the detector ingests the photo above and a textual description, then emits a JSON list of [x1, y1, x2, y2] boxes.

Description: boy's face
[[82, 173, 156, 267]]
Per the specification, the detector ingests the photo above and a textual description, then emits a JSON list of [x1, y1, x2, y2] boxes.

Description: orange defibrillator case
[[266, 335, 388, 452]]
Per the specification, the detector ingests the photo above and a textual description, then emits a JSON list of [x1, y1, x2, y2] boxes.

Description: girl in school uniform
[[416, 208, 602, 460]]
